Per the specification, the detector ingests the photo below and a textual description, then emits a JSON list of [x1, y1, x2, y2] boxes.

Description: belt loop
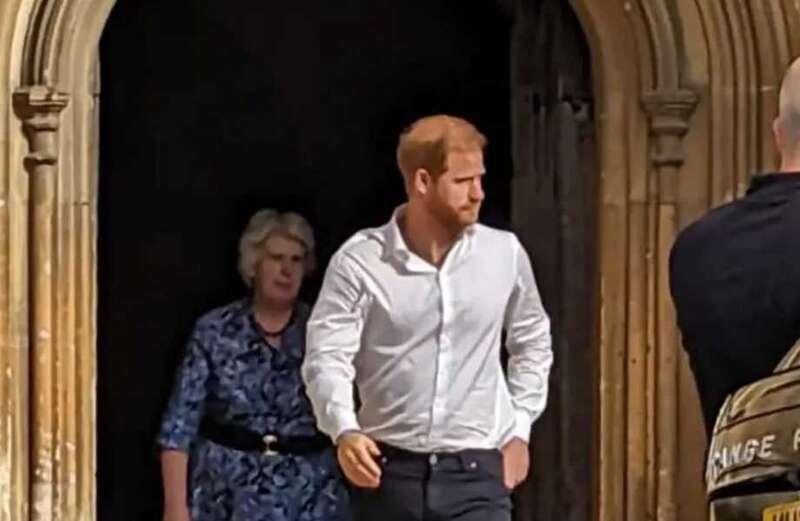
[[456, 451, 474, 471]]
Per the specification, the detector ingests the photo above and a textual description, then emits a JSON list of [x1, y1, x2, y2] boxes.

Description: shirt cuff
[[512, 409, 534, 443], [326, 406, 362, 442]]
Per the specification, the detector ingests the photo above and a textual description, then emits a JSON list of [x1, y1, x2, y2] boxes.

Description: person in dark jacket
[[670, 56, 800, 438]]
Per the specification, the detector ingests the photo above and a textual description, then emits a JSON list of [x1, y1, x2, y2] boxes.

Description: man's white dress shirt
[[302, 207, 553, 452]]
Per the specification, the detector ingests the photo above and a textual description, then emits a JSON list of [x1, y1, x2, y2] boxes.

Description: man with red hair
[[303, 115, 553, 521]]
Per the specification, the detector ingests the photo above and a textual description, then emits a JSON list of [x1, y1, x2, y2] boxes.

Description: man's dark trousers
[[348, 443, 512, 521]]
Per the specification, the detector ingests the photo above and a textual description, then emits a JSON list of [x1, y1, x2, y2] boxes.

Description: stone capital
[[12, 86, 69, 169], [641, 89, 698, 170]]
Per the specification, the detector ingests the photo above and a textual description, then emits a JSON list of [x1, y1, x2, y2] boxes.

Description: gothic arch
[[1, 0, 797, 519]]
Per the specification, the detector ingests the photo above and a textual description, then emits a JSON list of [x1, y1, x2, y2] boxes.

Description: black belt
[[376, 442, 500, 462], [199, 418, 331, 456]]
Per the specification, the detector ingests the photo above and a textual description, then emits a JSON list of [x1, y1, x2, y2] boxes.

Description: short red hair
[[396, 115, 487, 184]]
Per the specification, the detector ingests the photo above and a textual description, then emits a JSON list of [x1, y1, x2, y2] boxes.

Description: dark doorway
[[510, 2, 597, 521], [97, 1, 514, 519]]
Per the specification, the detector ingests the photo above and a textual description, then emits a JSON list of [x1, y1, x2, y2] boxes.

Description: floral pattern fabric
[[157, 299, 348, 521]]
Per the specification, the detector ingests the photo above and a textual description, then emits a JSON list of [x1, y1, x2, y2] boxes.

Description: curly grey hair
[[237, 209, 316, 288]]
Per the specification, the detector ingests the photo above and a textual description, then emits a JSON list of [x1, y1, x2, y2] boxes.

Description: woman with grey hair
[[157, 209, 348, 521]]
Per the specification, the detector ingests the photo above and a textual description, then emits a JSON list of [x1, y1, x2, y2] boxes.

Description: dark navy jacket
[[669, 173, 800, 437]]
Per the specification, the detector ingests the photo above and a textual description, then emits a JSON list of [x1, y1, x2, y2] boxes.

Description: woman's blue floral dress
[[157, 299, 348, 521]]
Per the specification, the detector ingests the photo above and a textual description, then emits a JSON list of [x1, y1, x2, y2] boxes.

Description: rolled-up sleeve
[[503, 236, 553, 442], [302, 253, 366, 441], [156, 320, 212, 452]]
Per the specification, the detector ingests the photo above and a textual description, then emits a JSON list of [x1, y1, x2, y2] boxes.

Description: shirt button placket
[[431, 272, 450, 439]]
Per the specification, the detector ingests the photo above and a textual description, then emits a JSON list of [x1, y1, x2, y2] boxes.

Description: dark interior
[[98, 2, 514, 519]]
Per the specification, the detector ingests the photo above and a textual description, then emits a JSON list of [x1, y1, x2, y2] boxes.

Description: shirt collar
[[241, 298, 308, 351], [746, 172, 800, 195], [378, 204, 476, 272], [384, 205, 412, 262]]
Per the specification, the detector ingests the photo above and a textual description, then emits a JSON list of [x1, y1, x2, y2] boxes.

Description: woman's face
[[253, 234, 306, 308]]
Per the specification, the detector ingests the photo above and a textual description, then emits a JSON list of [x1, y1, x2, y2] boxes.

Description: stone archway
[[0, 1, 798, 520]]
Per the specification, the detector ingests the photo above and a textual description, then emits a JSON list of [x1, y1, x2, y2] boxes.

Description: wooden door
[[509, 1, 597, 520]]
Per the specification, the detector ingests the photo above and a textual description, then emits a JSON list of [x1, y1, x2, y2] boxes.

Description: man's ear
[[412, 168, 432, 196], [774, 117, 785, 154]]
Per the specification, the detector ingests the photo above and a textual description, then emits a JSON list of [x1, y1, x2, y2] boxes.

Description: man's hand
[[501, 437, 530, 489], [336, 431, 382, 488]]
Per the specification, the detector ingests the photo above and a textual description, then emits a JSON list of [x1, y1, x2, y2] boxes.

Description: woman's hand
[[336, 431, 382, 488]]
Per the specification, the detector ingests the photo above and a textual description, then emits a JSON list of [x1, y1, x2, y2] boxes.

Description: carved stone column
[[642, 91, 699, 201], [13, 85, 69, 521], [641, 89, 698, 521]]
